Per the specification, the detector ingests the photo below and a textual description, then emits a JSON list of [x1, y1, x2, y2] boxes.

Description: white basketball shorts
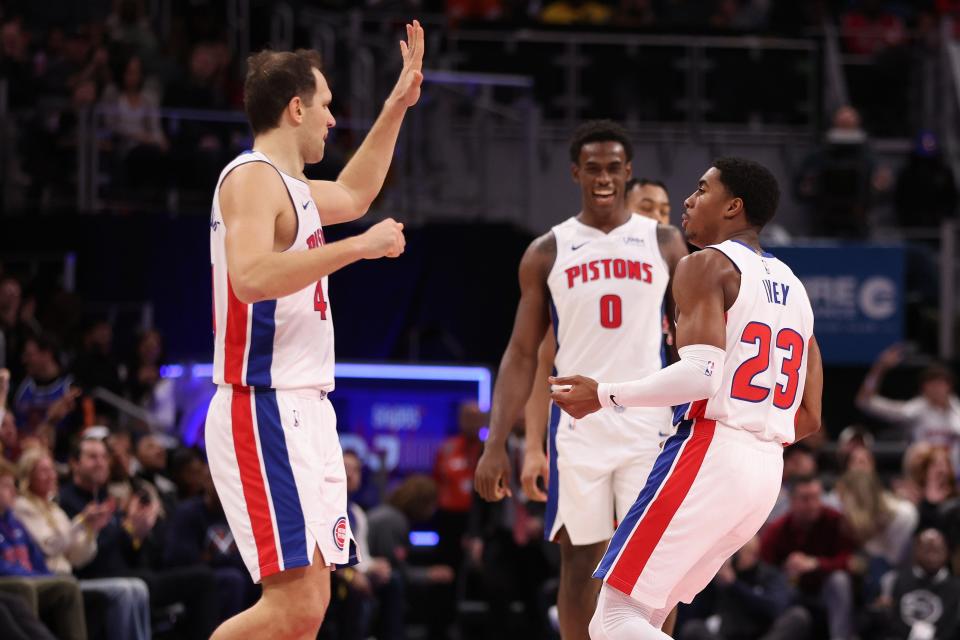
[[546, 403, 672, 546], [593, 418, 783, 609], [205, 385, 358, 583]]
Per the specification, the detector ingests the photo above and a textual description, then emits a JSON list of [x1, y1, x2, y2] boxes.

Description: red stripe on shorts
[[607, 418, 717, 595], [224, 275, 248, 384], [231, 386, 279, 574]]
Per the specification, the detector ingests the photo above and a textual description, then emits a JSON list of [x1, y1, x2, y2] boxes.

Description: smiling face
[[572, 141, 632, 218], [682, 166, 740, 248], [297, 68, 336, 165]]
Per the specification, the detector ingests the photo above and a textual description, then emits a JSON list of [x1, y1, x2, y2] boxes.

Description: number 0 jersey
[[547, 215, 671, 425], [210, 151, 335, 391], [675, 240, 814, 444]]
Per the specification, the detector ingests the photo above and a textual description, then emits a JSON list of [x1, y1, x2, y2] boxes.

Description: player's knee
[[284, 589, 329, 636]]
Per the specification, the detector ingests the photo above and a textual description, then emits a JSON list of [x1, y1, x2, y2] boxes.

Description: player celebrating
[[475, 120, 688, 640], [550, 157, 823, 640], [204, 22, 423, 640]]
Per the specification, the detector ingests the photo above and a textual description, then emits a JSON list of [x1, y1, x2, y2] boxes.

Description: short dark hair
[[70, 435, 107, 462], [788, 473, 821, 494], [244, 49, 324, 135], [569, 119, 633, 164], [638, 178, 668, 192], [712, 157, 780, 228], [920, 364, 955, 388]]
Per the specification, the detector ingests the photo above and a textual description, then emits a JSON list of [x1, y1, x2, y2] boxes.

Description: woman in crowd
[[13, 446, 151, 640]]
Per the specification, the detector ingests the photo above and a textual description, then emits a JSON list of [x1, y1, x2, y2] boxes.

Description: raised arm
[[475, 233, 555, 502], [793, 335, 822, 443], [221, 162, 405, 304], [310, 20, 424, 225]]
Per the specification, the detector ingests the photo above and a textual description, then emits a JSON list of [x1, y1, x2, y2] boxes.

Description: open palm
[[390, 19, 424, 108]]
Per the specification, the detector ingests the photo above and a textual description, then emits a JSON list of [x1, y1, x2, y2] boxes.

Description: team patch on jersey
[[333, 517, 348, 550]]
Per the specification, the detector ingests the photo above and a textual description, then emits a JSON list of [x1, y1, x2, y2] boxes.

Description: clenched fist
[[359, 218, 406, 259]]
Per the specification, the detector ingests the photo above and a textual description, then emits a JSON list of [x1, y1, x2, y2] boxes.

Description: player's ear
[[289, 96, 303, 123], [725, 197, 743, 220], [571, 163, 581, 183], [624, 160, 632, 177]]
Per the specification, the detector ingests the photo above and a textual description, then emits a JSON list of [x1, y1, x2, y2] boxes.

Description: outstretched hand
[[549, 375, 601, 419], [389, 20, 424, 108]]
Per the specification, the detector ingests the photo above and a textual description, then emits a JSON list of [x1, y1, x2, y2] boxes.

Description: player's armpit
[[671, 251, 729, 351], [793, 335, 823, 443]]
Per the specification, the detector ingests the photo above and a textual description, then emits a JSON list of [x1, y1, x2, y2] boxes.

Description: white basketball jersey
[[675, 240, 814, 444], [548, 215, 670, 424], [210, 151, 335, 391]]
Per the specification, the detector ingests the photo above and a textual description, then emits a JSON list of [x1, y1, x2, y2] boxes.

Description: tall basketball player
[[204, 22, 423, 640], [475, 120, 688, 640], [550, 158, 823, 640]]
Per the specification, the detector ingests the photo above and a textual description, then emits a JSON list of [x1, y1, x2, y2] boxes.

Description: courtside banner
[[773, 244, 904, 364]]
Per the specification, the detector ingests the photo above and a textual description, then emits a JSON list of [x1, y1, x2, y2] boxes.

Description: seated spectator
[[99, 55, 170, 198], [761, 475, 858, 640], [125, 330, 177, 447], [856, 345, 960, 470], [58, 435, 218, 640], [865, 529, 960, 640], [0, 458, 87, 640], [163, 461, 257, 622], [13, 334, 80, 459], [833, 469, 917, 598], [169, 447, 206, 501], [905, 445, 958, 533], [13, 446, 151, 640], [767, 444, 818, 523], [680, 535, 810, 640], [131, 434, 177, 515]]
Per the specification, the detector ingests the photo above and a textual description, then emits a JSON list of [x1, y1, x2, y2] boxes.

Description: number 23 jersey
[[675, 240, 815, 444], [547, 214, 670, 425]]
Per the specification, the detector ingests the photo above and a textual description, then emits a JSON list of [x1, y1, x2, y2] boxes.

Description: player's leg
[[557, 527, 606, 640], [211, 545, 331, 640], [587, 584, 671, 640]]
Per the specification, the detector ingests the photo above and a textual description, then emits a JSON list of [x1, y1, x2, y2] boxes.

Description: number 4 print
[[730, 321, 804, 409], [314, 281, 328, 319]]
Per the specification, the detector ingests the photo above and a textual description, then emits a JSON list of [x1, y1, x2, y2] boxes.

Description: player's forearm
[[231, 237, 365, 303], [487, 348, 539, 448], [597, 345, 724, 409], [333, 98, 408, 220], [793, 405, 821, 443]]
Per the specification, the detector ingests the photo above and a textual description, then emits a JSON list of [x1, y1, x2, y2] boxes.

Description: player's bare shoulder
[[218, 161, 288, 226], [520, 229, 558, 279], [675, 248, 741, 308]]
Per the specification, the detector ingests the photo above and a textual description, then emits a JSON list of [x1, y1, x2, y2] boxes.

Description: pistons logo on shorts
[[333, 517, 348, 551]]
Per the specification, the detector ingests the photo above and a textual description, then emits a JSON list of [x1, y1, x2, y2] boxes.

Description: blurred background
[[1, 1, 959, 639]]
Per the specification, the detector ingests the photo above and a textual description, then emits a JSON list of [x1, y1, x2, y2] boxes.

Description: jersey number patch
[[599, 294, 622, 329], [730, 321, 804, 409]]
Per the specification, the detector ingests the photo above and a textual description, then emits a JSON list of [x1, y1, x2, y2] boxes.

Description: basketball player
[[625, 178, 671, 225], [475, 120, 688, 640], [550, 157, 823, 640], [204, 22, 423, 640]]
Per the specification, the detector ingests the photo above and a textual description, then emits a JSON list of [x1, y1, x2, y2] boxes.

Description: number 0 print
[[314, 281, 328, 319], [599, 294, 622, 329], [730, 321, 804, 409]]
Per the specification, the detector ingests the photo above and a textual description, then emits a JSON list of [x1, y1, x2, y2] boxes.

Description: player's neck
[[253, 133, 307, 181], [718, 228, 762, 253], [577, 207, 631, 234]]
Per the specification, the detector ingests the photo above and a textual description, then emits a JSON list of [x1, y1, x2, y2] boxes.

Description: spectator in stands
[[164, 461, 257, 622], [105, 0, 159, 65], [625, 177, 671, 224], [856, 344, 960, 470], [169, 447, 206, 500], [433, 400, 485, 570], [895, 130, 957, 230], [72, 319, 122, 397], [14, 446, 151, 640], [0, 458, 87, 640], [368, 475, 455, 640], [13, 334, 80, 454], [866, 528, 960, 640], [0, 370, 18, 461], [539, 0, 613, 25], [905, 445, 958, 533], [833, 469, 918, 598], [100, 54, 170, 198], [794, 105, 890, 237], [58, 435, 219, 640], [680, 535, 810, 640], [761, 475, 858, 640], [126, 329, 177, 447], [767, 444, 818, 523], [131, 434, 177, 515]]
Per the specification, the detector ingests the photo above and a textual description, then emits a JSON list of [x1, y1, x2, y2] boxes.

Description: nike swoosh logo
[[572, 242, 590, 250], [609, 395, 621, 407], [302, 201, 310, 210]]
